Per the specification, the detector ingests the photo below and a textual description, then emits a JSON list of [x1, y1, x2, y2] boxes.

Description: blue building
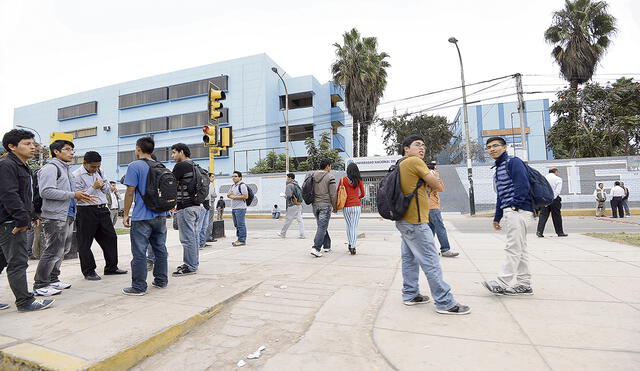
[[13, 54, 351, 179], [451, 98, 553, 161]]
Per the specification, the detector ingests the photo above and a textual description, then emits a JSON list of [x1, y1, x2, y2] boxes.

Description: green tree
[[379, 112, 454, 160], [249, 152, 295, 174], [544, 0, 617, 90], [547, 78, 640, 158], [297, 132, 344, 171], [332, 28, 390, 157]]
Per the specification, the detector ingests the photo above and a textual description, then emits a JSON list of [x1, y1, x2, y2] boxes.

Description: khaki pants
[[596, 200, 606, 217], [497, 209, 534, 288]]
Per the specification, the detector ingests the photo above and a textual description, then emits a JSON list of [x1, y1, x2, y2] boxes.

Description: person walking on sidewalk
[[34, 139, 95, 297], [310, 159, 337, 258], [277, 173, 305, 239], [72, 151, 127, 280], [341, 163, 365, 255], [171, 143, 203, 276], [122, 137, 169, 296], [0, 129, 54, 312], [216, 196, 225, 220], [205, 173, 218, 243], [621, 182, 631, 217], [594, 183, 607, 217], [426, 161, 459, 258], [483, 136, 536, 296], [228, 171, 248, 246], [107, 181, 121, 226], [394, 135, 470, 314], [609, 181, 625, 218], [536, 168, 568, 238]]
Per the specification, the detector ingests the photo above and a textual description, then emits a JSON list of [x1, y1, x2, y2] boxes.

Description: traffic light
[[202, 125, 216, 145], [208, 88, 226, 121], [220, 127, 233, 147], [50, 132, 74, 143]]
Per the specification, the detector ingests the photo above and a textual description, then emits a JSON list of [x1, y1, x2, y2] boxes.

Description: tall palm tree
[[544, 0, 617, 90], [332, 28, 390, 157]]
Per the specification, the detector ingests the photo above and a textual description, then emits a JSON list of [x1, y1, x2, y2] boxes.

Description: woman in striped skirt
[[341, 163, 365, 255]]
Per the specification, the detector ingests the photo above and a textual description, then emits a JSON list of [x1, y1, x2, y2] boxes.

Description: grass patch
[[115, 228, 130, 235], [585, 232, 640, 248]]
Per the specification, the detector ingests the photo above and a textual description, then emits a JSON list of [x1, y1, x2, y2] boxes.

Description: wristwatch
[[510, 206, 520, 211]]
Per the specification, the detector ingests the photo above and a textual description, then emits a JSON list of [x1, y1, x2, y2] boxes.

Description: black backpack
[[33, 163, 61, 214], [506, 158, 554, 209], [239, 182, 255, 206], [188, 161, 209, 205], [139, 159, 177, 212], [377, 159, 425, 221], [301, 173, 315, 204]]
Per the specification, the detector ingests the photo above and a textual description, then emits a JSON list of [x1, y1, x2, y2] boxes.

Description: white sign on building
[[346, 155, 402, 172]]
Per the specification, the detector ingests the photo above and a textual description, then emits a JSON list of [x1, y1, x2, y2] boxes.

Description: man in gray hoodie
[[310, 159, 337, 257], [277, 173, 305, 239], [33, 140, 94, 296]]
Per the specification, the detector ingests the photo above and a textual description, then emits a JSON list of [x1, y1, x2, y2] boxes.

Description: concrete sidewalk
[[1, 217, 639, 370]]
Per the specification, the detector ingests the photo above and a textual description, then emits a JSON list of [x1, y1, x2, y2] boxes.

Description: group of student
[[0, 128, 565, 316]]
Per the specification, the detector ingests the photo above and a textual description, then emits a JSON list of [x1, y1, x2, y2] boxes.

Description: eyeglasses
[[61, 148, 75, 152], [411, 143, 426, 148], [485, 144, 504, 150]]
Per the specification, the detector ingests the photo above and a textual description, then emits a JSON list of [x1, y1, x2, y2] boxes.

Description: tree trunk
[[359, 122, 368, 157], [352, 120, 359, 157]]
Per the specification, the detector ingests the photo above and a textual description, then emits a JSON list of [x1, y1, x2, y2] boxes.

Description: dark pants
[[611, 197, 624, 218], [537, 197, 564, 235], [428, 209, 451, 252], [312, 205, 332, 252], [0, 223, 35, 308], [76, 205, 119, 276]]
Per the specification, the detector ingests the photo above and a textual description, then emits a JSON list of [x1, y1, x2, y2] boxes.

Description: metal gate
[[361, 176, 383, 213]]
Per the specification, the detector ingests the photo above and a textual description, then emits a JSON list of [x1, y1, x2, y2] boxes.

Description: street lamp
[[16, 124, 44, 165], [271, 67, 290, 174], [448, 37, 476, 216]]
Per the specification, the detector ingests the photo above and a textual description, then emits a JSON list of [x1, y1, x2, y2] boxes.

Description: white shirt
[[610, 185, 626, 198], [545, 173, 562, 199], [593, 188, 607, 201]]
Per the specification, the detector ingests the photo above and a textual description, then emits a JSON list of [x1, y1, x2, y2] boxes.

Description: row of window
[[117, 144, 228, 165], [279, 124, 314, 142], [118, 110, 228, 137], [58, 101, 98, 121], [279, 92, 313, 110], [118, 76, 229, 109], [64, 126, 98, 139]]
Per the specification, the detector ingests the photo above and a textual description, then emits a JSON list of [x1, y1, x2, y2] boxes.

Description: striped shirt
[[494, 157, 515, 211]]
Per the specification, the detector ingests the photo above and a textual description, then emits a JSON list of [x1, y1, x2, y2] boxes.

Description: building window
[[118, 144, 225, 165], [64, 126, 98, 139], [279, 92, 313, 110], [169, 79, 210, 100], [119, 87, 168, 109], [58, 101, 97, 121], [168, 111, 208, 130], [118, 117, 168, 136], [117, 150, 136, 165], [280, 124, 314, 142]]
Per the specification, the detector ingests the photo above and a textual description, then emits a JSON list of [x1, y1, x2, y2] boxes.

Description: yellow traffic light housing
[[202, 125, 216, 145], [208, 89, 226, 121], [220, 127, 232, 147], [50, 132, 74, 143]]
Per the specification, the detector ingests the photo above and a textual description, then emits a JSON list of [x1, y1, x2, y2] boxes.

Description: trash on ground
[[247, 345, 266, 359], [279, 285, 288, 289], [237, 360, 246, 367]]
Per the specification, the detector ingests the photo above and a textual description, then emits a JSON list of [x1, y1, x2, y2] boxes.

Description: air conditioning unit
[[103, 125, 111, 131]]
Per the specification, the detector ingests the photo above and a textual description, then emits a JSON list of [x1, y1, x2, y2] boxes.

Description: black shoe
[[436, 304, 471, 315], [403, 294, 431, 306], [172, 266, 196, 277], [557, 233, 568, 237], [18, 299, 54, 312], [482, 280, 506, 295], [151, 281, 167, 289], [104, 268, 128, 275], [122, 287, 146, 296], [0, 303, 9, 310], [504, 285, 534, 296], [84, 272, 102, 281], [206, 239, 218, 242], [536, 232, 544, 238], [348, 246, 356, 255]]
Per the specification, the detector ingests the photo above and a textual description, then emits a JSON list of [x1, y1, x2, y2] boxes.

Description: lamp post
[[448, 37, 476, 215], [271, 67, 290, 174], [16, 124, 43, 166]]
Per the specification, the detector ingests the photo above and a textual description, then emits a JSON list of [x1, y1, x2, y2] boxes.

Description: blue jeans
[[622, 199, 631, 216], [198, 208, 210, 247], [232, 209, 247, 242], [177, 206, 201, 271], [395, 221, 457, 311], [312, 205, 332, 252], [130, 217, 168, 292], [427, 209, 451, 252]]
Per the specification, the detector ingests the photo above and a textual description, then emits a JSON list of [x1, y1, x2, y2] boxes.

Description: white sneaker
[[276, 232, 285, 238], [321, 248, 331, 253], [297, 236, 306, 239], [50, 282, 72, 290], [34, 286, 62, 296], [310, 249, 323, 258]]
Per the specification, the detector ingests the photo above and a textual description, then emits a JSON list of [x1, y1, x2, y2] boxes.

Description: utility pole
[[271, 67, 290, 173], [515, 73, 528, 162]]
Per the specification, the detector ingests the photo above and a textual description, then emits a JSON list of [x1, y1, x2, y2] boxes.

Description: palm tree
[[332, 28, 390, 157], [544, 0, 617, 90]]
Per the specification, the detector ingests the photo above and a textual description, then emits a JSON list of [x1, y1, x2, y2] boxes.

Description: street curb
[[0, 282, 261, 371], [474, 208, 639, 218]]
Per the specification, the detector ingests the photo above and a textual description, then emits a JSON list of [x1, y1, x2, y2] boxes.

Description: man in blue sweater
[[483, 137, 535, 296]]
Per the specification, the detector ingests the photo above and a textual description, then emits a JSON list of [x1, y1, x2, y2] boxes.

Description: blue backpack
[[507, 158, 554, 209]]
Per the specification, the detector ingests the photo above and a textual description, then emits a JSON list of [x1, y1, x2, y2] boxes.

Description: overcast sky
[[1, 0, 638, 156]]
